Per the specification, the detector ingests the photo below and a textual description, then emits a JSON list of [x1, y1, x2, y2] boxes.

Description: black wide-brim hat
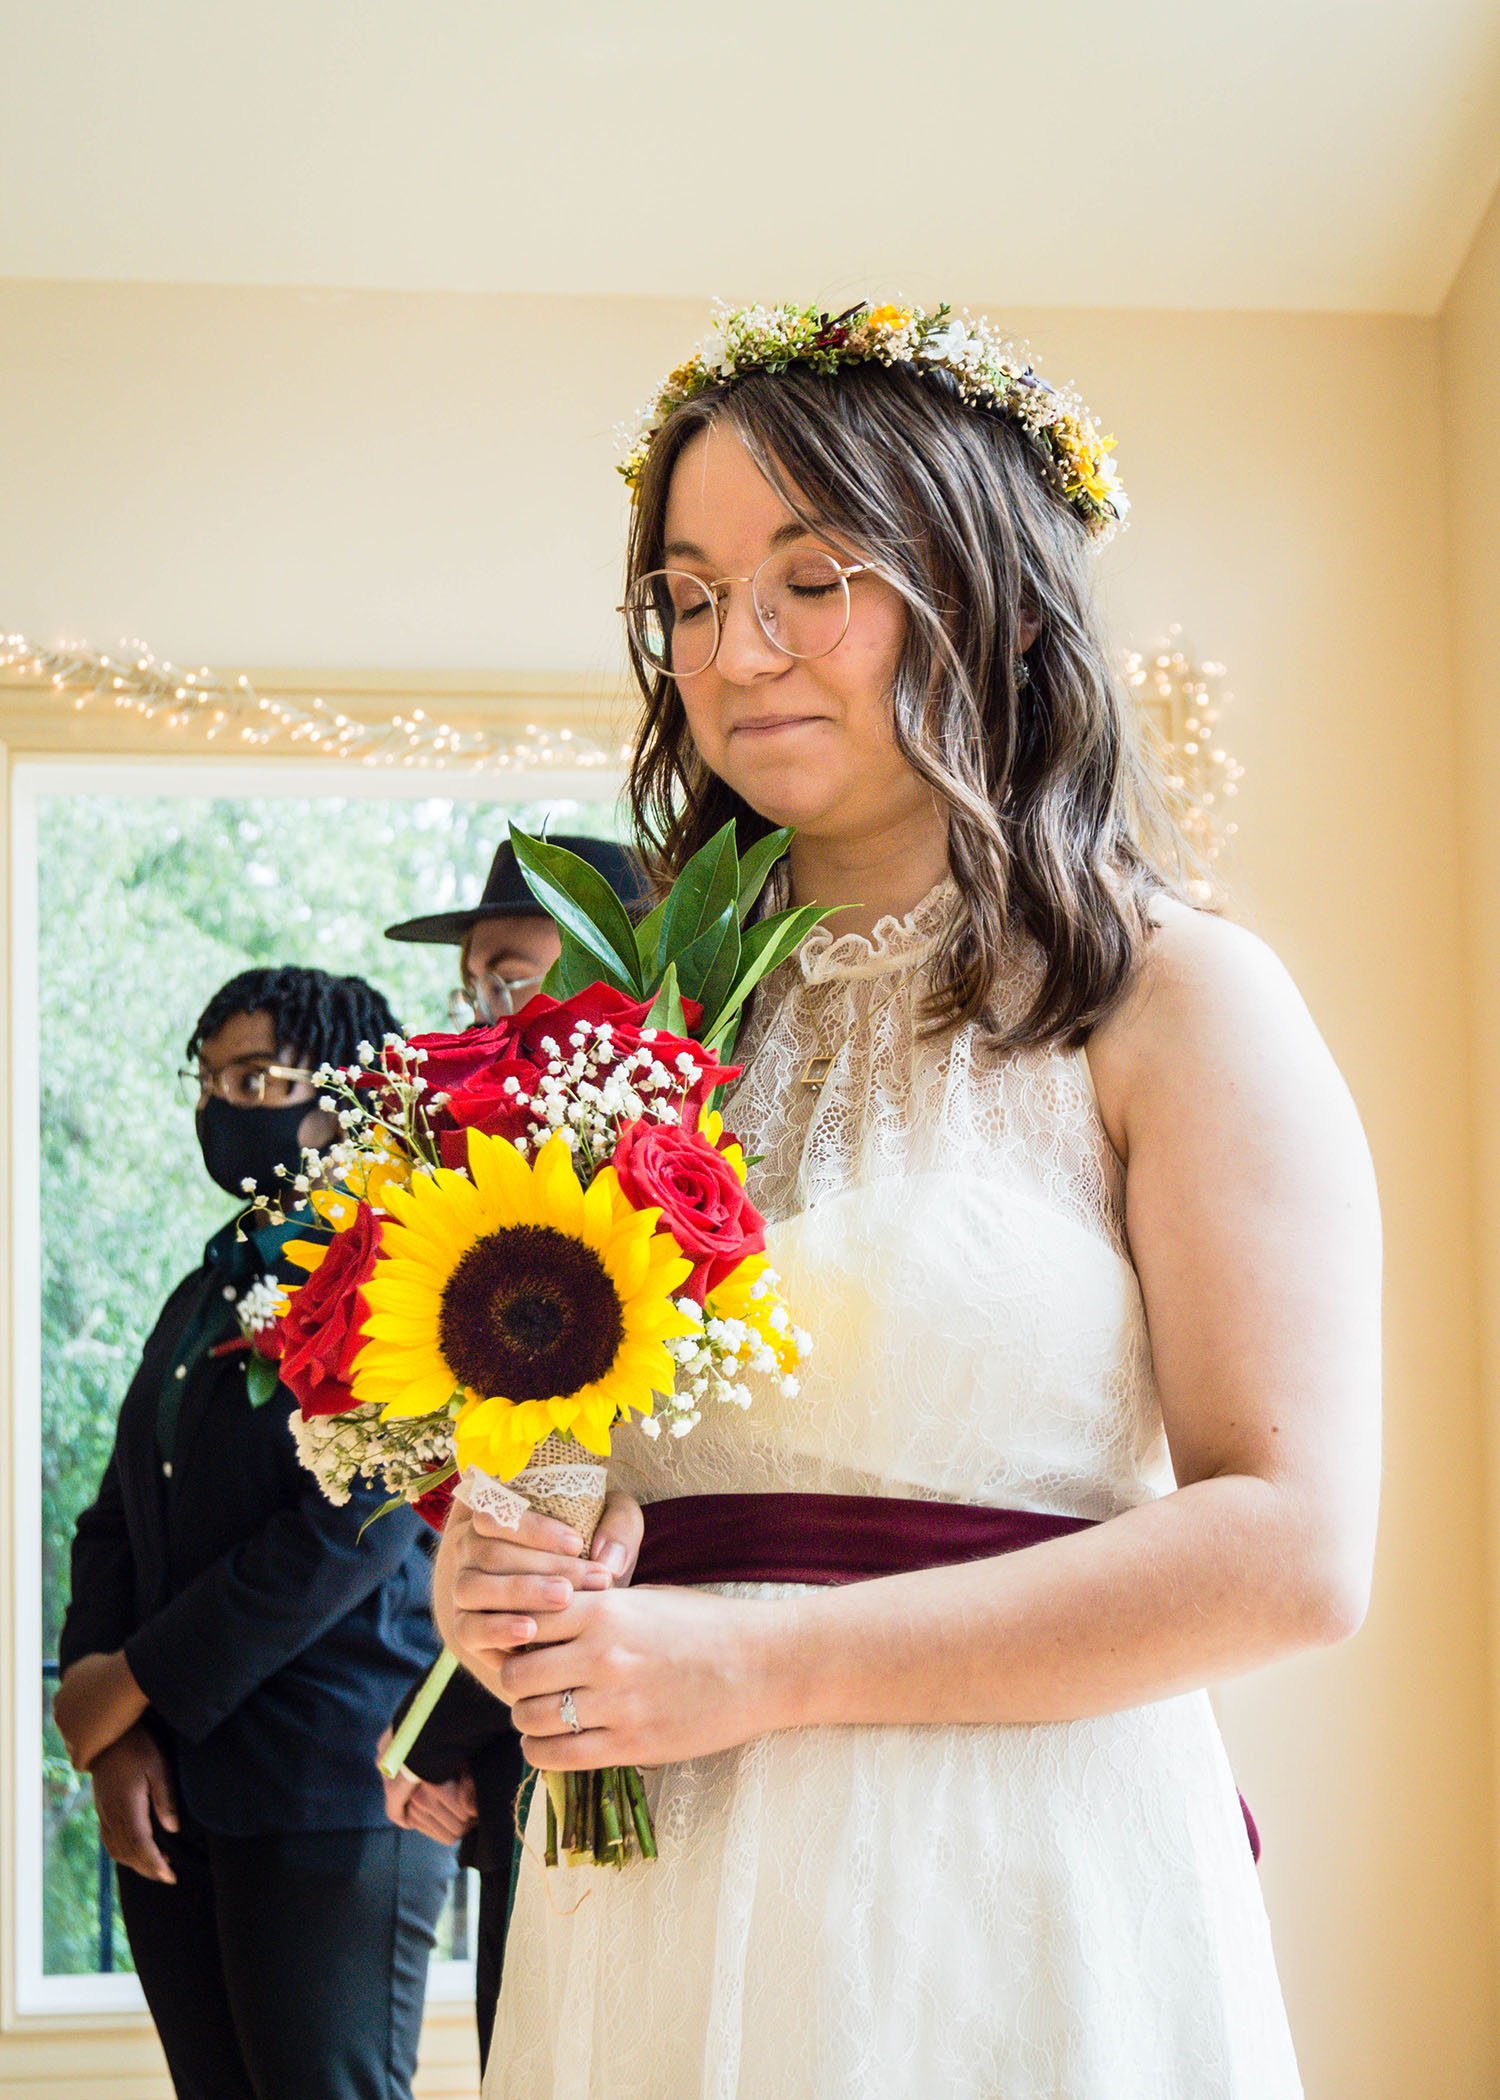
[[384, 835, 652, 945]]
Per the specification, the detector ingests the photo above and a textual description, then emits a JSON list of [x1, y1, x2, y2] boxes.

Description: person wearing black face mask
[[54, 967, 456, 2100]]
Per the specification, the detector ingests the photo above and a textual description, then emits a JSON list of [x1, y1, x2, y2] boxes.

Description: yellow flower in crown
[[350, 1130, 697, 1480], [1074, 435, 1124, 508], [865, 303, 914, 331]]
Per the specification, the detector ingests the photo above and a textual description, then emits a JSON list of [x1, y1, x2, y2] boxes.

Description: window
[[8, 756, 624, 2013]]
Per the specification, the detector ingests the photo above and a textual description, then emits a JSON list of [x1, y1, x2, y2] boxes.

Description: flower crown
[[616, 300, 1128, 541]]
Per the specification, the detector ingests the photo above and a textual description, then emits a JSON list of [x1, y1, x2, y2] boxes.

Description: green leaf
[[706, 904, 831, 1054], [670, 897, 738, 1012], [543, 929, 609, 1000], [509, 827, 644, 994], [734, 826, 793, 923], [632, 896, 669, 980], [657, 823, 739, 971], [644, 960, 688, 1035], [245, 1353, 281, 1407], [358, 1493, 411, 1538], [696, 908, 744, 1033]]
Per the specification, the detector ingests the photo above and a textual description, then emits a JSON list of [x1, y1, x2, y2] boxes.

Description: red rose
[[612, 1119, 765, 1304], [435, 1056, 543, 1167], [250, 1321, 285, 1362], [413, 1476, 457, 1532], [278, 1206, 382, 1417]]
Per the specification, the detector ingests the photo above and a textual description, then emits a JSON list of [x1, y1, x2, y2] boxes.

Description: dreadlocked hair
[[186, 967, 401, 1072]]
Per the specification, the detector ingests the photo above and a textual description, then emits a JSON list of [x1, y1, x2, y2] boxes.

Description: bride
[[434, 301, 1380, 2098]]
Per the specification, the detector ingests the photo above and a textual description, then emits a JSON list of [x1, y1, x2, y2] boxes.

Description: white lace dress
[[483, 877, 1303, 2100]]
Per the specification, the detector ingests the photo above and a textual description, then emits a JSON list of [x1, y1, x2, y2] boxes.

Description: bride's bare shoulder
[[1085, 893, 1342, 1165]]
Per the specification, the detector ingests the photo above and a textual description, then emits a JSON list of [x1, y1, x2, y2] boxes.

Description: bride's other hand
[[433, 1489, 645, 1682], [500, 1584, 785, 1769]]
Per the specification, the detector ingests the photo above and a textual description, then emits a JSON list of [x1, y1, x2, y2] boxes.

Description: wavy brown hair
[[624, 358, 1209, 1051]]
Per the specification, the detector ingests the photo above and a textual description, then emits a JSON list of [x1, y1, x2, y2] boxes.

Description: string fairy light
[[1123, 625, 1243, 900], [0, 634, 626, 773], [1, 631, 1242, 886]]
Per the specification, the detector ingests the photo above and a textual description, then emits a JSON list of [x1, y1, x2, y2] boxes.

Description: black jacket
[[59, 1216, 442, 1836]]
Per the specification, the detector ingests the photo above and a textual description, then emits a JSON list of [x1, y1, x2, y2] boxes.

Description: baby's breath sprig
[[290, 1403, 458, 1507], [511, 1019, 711, 1172]]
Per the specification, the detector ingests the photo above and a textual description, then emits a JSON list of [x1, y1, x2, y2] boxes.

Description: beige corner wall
[[1442, 175, 1500, 2009], [2, 277, 1497, 2096]]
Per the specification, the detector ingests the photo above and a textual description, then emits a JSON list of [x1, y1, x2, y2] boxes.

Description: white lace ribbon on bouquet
[[455, 1435, 609, 1540]]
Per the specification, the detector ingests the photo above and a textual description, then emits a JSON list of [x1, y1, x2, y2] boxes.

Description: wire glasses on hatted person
[[620, 547, 873, 678], [446, 967, 549, 1028]]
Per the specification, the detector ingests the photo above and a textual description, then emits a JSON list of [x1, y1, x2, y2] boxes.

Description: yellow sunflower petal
[[601, 1234, 650, 1300], [371, 1373, 459, 1419], [531, 1133, 585, 1233], [580, 1170, 615, 1245], [466, 1128, 539, 1220]]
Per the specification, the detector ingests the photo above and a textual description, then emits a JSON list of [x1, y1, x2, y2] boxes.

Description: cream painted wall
[[2, 279, 1497, 2096], [1442, 173, 1500, 2018]]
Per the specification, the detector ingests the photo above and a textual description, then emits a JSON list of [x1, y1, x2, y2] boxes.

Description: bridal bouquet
[[253, 825, 821, 1866]]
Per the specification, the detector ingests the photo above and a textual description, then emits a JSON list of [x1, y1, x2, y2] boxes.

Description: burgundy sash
[[636, 1490, 1261, 1864]]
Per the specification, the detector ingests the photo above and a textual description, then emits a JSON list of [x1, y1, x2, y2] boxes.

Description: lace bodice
[[610, 875, 1173, 1521]]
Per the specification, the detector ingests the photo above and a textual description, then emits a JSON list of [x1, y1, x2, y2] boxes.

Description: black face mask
[[196, 1096, 312, 1202]]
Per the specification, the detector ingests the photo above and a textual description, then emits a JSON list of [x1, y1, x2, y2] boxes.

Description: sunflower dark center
[[438, 1224, 624, 1401]]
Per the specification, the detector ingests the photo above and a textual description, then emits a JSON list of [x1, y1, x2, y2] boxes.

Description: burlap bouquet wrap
[[460, 1432, 655, 1867]]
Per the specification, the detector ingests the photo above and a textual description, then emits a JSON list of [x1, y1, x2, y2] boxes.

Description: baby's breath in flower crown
[[616, 299, 1129, 540]]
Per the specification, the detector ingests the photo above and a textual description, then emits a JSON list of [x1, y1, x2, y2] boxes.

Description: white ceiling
[[3, 0, 1497, 315]]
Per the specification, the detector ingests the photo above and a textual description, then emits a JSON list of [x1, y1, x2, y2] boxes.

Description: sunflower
[[350, 1130, 697, 1479]]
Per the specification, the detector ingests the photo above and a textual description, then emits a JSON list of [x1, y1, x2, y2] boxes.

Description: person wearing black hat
[[384, 834, 650, 1028], [378, 831, 648, 2074]]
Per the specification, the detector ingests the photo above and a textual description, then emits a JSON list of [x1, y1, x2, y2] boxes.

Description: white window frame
[[7, 754, 624, 2018]]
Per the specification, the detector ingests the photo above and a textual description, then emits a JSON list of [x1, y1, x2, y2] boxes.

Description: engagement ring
[[560, 1688, 581, 1735]]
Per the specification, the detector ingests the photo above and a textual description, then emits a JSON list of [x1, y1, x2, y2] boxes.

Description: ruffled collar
[[762, 865, 960, 985]]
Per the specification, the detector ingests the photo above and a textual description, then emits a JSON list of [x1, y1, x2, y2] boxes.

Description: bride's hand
[[499, 1584, 788, 1770], [436, 1489, 645, 1670]]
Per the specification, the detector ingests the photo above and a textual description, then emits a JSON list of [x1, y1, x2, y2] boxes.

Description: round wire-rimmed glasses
[[446, 968, 548, 1028], [620, 547, 874, 679]]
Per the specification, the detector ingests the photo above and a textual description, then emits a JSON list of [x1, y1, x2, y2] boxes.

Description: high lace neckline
[[765, 868, 960, 985]]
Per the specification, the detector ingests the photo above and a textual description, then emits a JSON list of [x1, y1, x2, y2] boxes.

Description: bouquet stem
[[503, 1432, 657, 1871], [378, 1647, 458, 1780]]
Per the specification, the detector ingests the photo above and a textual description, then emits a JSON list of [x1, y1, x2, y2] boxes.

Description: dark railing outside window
[[40, 1659, 120, 1973]]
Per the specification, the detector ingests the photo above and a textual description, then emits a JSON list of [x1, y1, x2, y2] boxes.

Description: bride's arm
[[449, 903, 1381, 1763]]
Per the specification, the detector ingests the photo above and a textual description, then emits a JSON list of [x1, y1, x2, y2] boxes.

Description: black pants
[[474, 1867, 513, 2076], [118, 1815, 455, 2100]]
